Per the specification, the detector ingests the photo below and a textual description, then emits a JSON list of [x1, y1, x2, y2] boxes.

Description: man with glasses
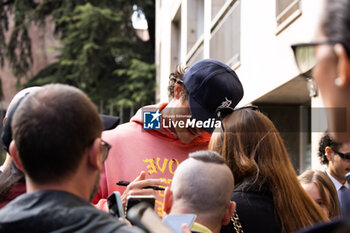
[[94, 59, 244, 215], [0, 84, 142, 233], [318, 134, 350, 213]]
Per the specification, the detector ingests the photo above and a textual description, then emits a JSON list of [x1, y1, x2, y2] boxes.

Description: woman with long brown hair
[[299, 170, 341, 219], [209, 107, 328, 233]]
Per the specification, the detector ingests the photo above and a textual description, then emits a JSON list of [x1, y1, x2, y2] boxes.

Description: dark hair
[[209, 109, 327, 232], [318, 134, 342, 165], [168, 65, 189, 101], [322, 0, 350, 56], [0, 162, 24, 202], [12, 84, 102, 184], [189, 150, 226, 164]]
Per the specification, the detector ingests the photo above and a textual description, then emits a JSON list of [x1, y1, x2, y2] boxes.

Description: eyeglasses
[[100, 139, 112, 162], [333, 150, 350, 160], [291, 41, 341, 75], [176, 79, 184, 85], [291, 41, 342, 97], [215, 105, 260, 131]]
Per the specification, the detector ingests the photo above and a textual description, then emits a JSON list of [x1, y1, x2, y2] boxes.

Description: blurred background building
[[155, 0, 327, 173]]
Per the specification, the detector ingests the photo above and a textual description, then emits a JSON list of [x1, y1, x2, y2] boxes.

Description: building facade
[[155, 0, 327, 173]]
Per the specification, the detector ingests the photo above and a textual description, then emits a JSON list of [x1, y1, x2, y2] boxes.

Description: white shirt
[[326, 170, 349, 206]]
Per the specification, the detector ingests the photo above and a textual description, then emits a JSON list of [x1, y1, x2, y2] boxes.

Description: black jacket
[[221, 180, 282, 233], [0, 190, 143, 233]]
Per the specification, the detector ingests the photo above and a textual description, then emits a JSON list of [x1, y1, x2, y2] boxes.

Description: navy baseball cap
[[184, 59, 244, 133]]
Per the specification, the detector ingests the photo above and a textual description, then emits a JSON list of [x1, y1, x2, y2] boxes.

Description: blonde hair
[[299, 170, 341, 218], [209, 109, 328, 232]]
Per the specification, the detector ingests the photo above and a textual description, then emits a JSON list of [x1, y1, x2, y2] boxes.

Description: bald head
[[171, 150, 234, 216]]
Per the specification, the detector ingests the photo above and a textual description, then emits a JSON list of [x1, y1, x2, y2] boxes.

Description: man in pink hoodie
[[93, 59, 244, 216]]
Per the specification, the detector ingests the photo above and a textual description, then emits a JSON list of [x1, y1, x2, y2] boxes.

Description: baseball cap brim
[[188, 95, 216, 134], [100, 114, 120, 130]]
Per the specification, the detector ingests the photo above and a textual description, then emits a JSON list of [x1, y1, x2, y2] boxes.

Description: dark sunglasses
[[291, 41, 340, 75], [290, 41, 342, 97], [333, 150, 350, 160], [216, 105, 260, 121], [215, 105, 260, 132]]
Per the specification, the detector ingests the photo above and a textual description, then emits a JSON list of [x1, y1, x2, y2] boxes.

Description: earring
[[335, 77, 342, 86]]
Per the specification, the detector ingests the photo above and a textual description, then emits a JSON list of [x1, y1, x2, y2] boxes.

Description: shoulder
[[0, 191, 144, 233], [71, 208, 144, 233], [232, 188, 275, 213], [103, 122, 142, 141], [233, 181, 273, 202], [231, 183, 281, 233]]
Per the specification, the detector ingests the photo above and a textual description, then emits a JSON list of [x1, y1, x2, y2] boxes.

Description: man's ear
[[87, 138, 100, 170], [173, 84, 183, 100], [222, 201, 236, 226], [9, 141, 24, 171], [325, 146, 334, 162], [334, 44, 350, 87], [163, 187, 173, 214]]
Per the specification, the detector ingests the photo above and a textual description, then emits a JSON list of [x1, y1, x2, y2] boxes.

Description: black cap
[[1, 94, 28, 153], [100, 114, 120, 130], [184, 59, 244, 133]]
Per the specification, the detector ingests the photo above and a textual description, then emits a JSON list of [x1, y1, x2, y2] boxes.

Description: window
[[187, 0, 204, 53], [187, 42, 204, 66], [171, 8, 181, 72], [210, 0, 240, 67], [276, 0, 301, 32], [212, 0, 231, 19]]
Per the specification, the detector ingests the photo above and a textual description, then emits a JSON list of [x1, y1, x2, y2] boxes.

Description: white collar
[[326, 170, 350, 190]]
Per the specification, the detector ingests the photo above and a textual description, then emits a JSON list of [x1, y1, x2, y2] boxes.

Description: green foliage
[[113, 59, 156, 108], [0, 0, 156, 113]]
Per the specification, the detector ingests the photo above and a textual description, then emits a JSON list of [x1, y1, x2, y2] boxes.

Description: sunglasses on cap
[[216, 105, 260, 120], [215, 105, 260, 131], [333, 150, 350, 160]]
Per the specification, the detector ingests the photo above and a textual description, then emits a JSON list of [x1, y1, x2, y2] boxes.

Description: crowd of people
[[0, 0, 350, 232]]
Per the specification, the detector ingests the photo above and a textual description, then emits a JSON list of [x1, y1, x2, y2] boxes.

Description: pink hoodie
[[93, 103, 210, 216]]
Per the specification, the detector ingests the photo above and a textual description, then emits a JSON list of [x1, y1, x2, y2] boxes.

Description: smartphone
[[126, 195, 156, 216], [107, 191, 125, 219], [127, 202, 174, 233], [163, 214, 196, 233]]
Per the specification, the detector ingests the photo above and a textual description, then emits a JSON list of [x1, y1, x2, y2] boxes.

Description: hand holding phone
[[107, 191, 125, 219]]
